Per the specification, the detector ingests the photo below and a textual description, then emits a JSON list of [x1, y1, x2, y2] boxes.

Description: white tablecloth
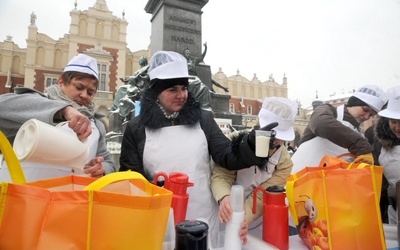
[[209, 224, 399, 250], [243, 224, 399, 250]]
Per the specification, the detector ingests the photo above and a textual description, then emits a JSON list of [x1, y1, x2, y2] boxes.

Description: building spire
[[282, 73, 287, 85], [312, 90, 323, 110]]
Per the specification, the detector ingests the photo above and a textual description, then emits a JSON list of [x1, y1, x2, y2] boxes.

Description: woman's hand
[[84, 157, 105, 178], [219, 195, 249, 245], [240, 220, 249, 245], [355, 153, 374, 164], [218, 195, 232, 223], [62, 106, 92, 140]]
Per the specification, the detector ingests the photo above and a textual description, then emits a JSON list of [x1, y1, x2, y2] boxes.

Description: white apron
[[143, 123, 221, 247], [291, 105, 360, 174], [379, 146, 400, 225], [0, 120, 99, 182], [236, 146, 282, 232], [236, 146, 283, 199]]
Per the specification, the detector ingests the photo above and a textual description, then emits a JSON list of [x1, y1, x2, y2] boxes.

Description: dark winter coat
[[375, 116, 400, 223], [119, 90, 263, 180], [299, 104, 373, 155]]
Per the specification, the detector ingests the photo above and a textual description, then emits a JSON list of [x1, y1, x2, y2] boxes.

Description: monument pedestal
[[145, 0, 243, 127], [211, 92, 243, 127]]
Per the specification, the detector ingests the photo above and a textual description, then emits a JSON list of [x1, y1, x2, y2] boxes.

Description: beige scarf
[[46, 84, 96, 118]]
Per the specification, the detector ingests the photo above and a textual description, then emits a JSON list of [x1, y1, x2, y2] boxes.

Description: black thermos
[[175, 220, 209, 250]]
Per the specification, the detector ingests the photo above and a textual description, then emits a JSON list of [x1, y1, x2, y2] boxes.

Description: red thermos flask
[[154, 172, 194, 225], [253, 185, 288, 250]]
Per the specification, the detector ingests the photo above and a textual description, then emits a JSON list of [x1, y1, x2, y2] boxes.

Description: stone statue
[[183, 43, 207, 76], [30, 12, 37, 25], [111, 56, 149, 111], [183, 43, 229, 93], [269, 74, 275, 82], [127, 56, 150, 90], [211, 78, 229, 93], [188, 76, 212, 110], [109, 56, 149, 134], [182, 43, 229, 110]]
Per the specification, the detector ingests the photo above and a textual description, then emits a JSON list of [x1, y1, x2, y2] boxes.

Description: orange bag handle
[[347, 154, 374, 169], [0, 131, 26, 184], [83, 171, 150, 191]]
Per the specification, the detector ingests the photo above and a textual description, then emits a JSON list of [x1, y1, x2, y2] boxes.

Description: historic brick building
[[0, 0, 307, 144]]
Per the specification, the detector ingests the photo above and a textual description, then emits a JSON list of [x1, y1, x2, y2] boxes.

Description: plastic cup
[[255, 130, 271, 157]]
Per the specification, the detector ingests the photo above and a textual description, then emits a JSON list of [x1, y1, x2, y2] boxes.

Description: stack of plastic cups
[[162, 208, 176, 250], [224, 185, 245, 250]]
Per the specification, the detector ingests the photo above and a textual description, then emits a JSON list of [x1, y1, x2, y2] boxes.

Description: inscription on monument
[[171, 35, 194, 45], [169, 16, 196, 25], [165, 15, 201, 46]]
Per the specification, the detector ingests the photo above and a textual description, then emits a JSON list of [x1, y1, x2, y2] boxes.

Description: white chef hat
[[350, 85, 386, 113], [64, 54, 99, 79], [258, 97, 298, 141], [149, 51, 189, 80], [378, 98, 400, 120], [385, 85, 400, 100]]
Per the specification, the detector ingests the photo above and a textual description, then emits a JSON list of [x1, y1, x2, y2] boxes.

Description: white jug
[[13, 119, 89, 172]]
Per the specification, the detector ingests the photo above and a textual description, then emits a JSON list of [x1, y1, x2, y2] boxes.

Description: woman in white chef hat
[[0, 54, 115, 181], [291, 85, 386, 174]]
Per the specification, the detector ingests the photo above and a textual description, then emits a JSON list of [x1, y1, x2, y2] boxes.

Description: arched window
[[95, 21, 104, 38], [79, 19, 88, 35], [54, 49, 63, 68], [12, 56, 21, 74], [36, 47, 45, 66], [112, 24, 119, 41]]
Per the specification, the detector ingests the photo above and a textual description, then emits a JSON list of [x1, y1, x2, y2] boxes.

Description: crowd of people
[[0, 51, 399, 248]]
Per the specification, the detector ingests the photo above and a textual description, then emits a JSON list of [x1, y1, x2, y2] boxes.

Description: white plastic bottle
[[224, 185, 245, 250], [162, 208, 175, 250]]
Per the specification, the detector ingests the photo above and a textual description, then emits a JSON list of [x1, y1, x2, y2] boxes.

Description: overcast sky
[[1, 0, 400, 107]]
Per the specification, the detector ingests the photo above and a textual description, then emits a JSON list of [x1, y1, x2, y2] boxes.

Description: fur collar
[[138, 89, 203, 129], [375, 117, 400, 148]]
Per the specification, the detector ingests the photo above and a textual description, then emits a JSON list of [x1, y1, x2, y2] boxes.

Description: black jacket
[[119, 90, 264, 180]]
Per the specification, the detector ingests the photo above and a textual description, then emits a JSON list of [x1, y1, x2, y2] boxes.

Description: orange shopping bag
[[286, 155, 386, 250], [0, 131, 172, 250]]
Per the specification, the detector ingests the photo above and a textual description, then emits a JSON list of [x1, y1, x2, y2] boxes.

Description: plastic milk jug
[[154, 172, 194, 224], [253, 185, 288, 250]]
